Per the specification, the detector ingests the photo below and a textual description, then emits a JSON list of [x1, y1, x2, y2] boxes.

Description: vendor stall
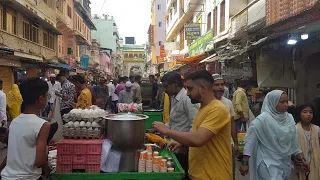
[[50, 108, 184, 180]]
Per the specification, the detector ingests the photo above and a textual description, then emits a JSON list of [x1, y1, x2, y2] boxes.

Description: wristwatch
[[241, 160, 249, 166]]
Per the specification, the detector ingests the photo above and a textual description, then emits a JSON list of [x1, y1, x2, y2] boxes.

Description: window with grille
[[67, 6, 72, 18], [48, 34, 54, 49], [207, 12, 211, 32], [124, 54, 128, 58], [213, 7, 218, 36], [180, 28, 184, 50], [23, 21, 30, 40], [0, 7, 2, 30], [220, 1, 225, 32], [57, 0, 63, 12], [158, 22, 162, 27], [31, 25, 39, 43], [43, 32, 48, 47], [6, 13, 16, 35]]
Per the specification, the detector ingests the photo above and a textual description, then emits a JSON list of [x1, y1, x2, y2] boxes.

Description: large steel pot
[[104, 113, 148, 172]]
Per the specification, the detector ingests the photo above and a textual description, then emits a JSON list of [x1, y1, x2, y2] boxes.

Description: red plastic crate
[[56, 163, 72, 173], [86, 154, 101, 164], [57, 139, 102, 155], [57, 154, 72, 164], [72, 155, 87, 164], [86, 164, 100, 173], [57, 139, 102, 173], [72, 164, 86, 170]]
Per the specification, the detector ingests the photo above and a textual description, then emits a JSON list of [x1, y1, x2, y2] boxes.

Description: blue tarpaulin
[[80, 55, 89, 70], [49, 63, 74, 70]]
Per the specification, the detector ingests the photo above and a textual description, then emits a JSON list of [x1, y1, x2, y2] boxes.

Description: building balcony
[[74, 0, 91, 17], [166, 0, 200, 41], [4, 0, 61, 35], [73, 29, 91, 46], [0, 30, 56, 61]]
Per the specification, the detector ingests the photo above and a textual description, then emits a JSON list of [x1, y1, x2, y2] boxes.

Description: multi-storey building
[[92, 15, 122, 78], [56, 0, 96, 68], [0, 0, 60, 92], [147, 0, 166, 75]]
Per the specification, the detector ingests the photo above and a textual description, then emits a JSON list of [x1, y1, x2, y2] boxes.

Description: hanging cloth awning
[[176, 53, 208, 64], [48, 63, 75, 70]]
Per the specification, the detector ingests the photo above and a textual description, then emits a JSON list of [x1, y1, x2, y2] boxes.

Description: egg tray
[[63, 117, 104, 123], [62, 127, 103, 139]]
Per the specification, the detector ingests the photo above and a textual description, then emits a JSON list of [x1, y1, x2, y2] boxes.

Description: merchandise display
[[117, 103, 143, 113], [62, 106, 106, 139]]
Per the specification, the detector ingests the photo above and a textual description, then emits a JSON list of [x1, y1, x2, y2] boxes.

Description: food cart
[[50, 108, 184, 180]]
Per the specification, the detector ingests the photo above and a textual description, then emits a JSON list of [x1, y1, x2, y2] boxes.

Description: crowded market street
[[1, 0, 320, 180]]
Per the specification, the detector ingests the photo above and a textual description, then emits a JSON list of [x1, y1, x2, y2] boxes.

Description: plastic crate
[[143, 111, 163, 129], [56, 139, 102, 173], [52, 150, 185, 180], [57, 139, 102, 155]]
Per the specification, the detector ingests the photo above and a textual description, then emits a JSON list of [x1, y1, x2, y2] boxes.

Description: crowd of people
[[151, 70, 319, 180], [0, 69, 318, 179]]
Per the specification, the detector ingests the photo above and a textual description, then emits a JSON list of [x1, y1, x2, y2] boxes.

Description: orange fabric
[[176, 53, 208, 64]]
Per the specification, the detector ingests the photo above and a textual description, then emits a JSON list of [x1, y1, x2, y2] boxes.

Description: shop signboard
[[80, 55, 89, 70], [185, 23, 201, 40], [188, 30, 213, 57], [172, 54, 185, 61], [160, 45, 166, 58], [80, 45, 87, 57], [157, 56, 164, 63], [149, 25, 154, 45]]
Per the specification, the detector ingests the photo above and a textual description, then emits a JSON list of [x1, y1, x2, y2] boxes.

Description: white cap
[[50, 74, 56, 78], [125, 81, 132, 88], [212, 74, 223, 81]]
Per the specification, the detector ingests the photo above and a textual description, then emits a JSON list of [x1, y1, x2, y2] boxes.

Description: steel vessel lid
[[104, 113, 148, 121]]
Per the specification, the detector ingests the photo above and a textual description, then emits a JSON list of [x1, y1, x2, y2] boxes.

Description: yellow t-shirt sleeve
[[200, 107, 230, 135]]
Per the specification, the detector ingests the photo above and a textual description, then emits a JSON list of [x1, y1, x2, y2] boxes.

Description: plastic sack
[[102, 150, 122, 173], [117, 103, 130, 113], [100, 139, 112, 172]]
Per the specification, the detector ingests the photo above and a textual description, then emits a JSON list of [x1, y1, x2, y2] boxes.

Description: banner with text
[[185, 23, 201, 40]]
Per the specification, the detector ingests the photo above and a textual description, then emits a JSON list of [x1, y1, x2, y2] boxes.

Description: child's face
[[300, 107, 313, 123]]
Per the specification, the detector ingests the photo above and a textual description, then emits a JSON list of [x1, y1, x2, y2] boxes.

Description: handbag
[[238, 124, 246, 152]]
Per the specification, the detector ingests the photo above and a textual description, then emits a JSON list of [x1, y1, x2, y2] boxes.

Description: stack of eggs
[[62, 107, 106, 139]]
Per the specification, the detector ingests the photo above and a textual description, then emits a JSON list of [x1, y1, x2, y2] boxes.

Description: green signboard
[[188, 30, 213, 57]]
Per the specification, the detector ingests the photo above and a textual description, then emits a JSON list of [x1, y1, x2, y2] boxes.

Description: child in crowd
[[1, 78, 50, 180], [295, 104, 320, 180]]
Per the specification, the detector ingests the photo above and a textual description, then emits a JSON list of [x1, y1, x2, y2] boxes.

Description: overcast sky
[[91, 0, 151, 45]]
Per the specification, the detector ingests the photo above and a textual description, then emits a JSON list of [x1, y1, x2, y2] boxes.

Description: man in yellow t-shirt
[[73, 75, 92, 109], [152, 70, 232, 180]]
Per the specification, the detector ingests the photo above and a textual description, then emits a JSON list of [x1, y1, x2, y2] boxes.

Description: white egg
[[80, 121, 85, 127], [63, 124, 69, 128], [73, 121, 80, 128], [68, 121, 74, 127], [92, 121, 97, 127], [86, 122, 92, 128]]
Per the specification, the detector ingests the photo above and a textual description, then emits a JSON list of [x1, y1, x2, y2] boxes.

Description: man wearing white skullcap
[[212, 73, 237, 180], [118, 82, 134, 103], [46, 74, 61, 116]]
